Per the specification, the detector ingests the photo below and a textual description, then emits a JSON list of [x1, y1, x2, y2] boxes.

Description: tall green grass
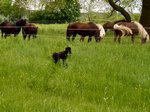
[[0, 24, 150, 112]]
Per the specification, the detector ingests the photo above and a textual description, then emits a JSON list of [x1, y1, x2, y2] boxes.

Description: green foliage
[[0, 0, 141, 22], [0, 24, 150, 112], [59, 0, 81, 22], [79, 12, 140, 24], [29, 10, 45, 22], [29, 0, 81, 23], [0, 0, 12, 16], [0, 0, 28, 20], [10, 6, 26, 20]]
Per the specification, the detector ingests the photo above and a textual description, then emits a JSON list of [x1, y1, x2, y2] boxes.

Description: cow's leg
[[66, 36, 70, 41], [1, 30, 4, 37], [114, 31, 118, 42], [14, 33, 17, 37], [80, 36, 84, 42], [72, 34, 76, 41], [4, 33, 8, 39], [88, 36, 92, 42], [28, 35, 31, 40], [118, 36, 121, 43], [95, 37, 101, 42], [131, 35, 135, 44], [23, 34, 27, 40], [33, 34, 37, 38]]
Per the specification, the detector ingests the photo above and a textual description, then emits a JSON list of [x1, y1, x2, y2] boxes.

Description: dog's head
[[65, 47, 71, 54]]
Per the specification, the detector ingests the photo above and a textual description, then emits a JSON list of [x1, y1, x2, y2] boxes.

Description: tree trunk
[[140, 0, 150, 35], [107, 0, 131, 22]]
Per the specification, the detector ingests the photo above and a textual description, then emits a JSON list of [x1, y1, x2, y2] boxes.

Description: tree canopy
[[107, 0, 131, 22], [38, 0, 81, 23], [0, 0, 149, 26], [0, 0, 81, 22], [0, 0, 12, 17]]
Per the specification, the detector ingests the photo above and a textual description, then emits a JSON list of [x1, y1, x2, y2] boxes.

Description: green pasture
[[0, 24, 150, 112]]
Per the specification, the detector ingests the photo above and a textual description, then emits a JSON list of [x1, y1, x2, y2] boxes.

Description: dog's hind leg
[[62, 59, 68, 67], [54, 58, 58, 64]]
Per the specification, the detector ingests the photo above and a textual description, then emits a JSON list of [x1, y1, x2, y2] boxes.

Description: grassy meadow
[[0, 23, 150, 112]]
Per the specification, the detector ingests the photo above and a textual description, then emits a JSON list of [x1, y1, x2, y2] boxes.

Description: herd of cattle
[[0, 19, 38, 40], [0, 19, 149, 44], [0, 19, 149, 64], [66, 20, 149, 44]]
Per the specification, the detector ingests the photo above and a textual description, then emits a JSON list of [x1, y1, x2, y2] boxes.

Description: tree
[[0, 0, 30, 20], [105, 0, 150, 34], [11, 0, 28, 20], [0, 0, 12, 17], [59, 0, 81, 22], [30, 0, 81, 23], [140, 0, 150, 34], [106, 0, 131, 22], [80, 0, 108, 21]]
